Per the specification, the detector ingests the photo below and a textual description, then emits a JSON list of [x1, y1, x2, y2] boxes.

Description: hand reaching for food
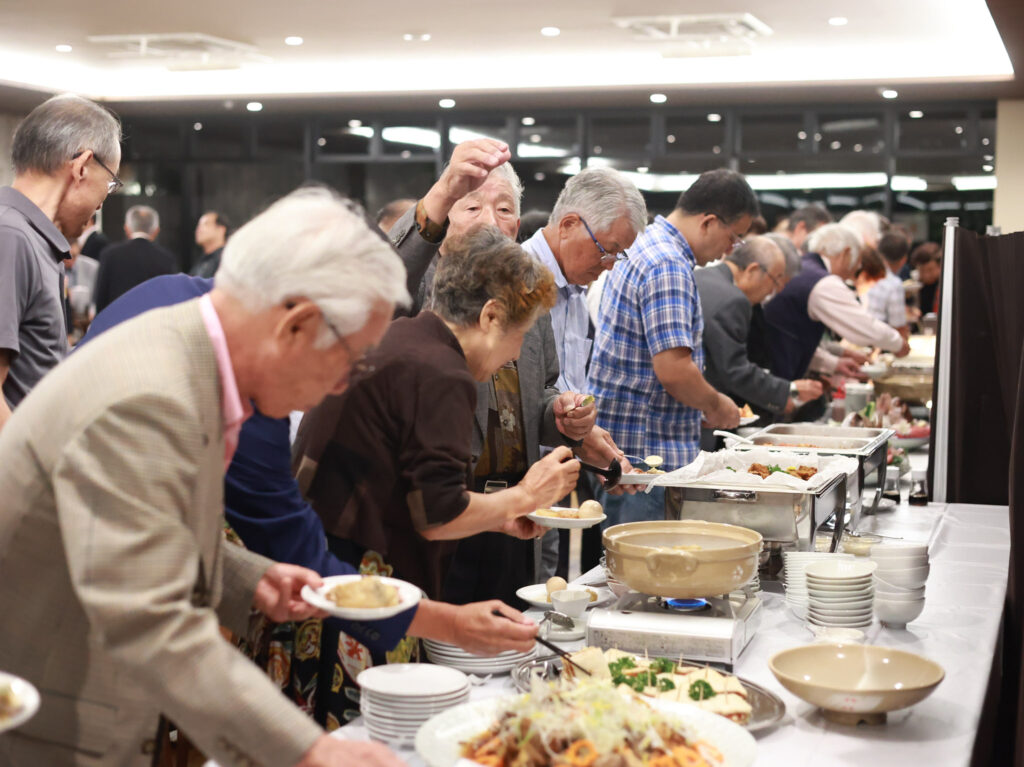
[[518, 446, 580, 508]]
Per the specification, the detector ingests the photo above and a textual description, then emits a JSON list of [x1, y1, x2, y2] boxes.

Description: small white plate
[[515, 583, 612, 610], [301, 574, 421, 620], [0, 671, 40, 734], [527, 508, 606, 529], [739, 415, 759, 426], [357, 663, 468, 697]]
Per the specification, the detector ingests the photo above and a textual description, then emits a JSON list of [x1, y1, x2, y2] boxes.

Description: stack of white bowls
[[782, 551, 853, 619], [423, 638, 536, 675], [871, 543, 930, 628], [803, 559, 876, 629], [357, 663, 469, 746]]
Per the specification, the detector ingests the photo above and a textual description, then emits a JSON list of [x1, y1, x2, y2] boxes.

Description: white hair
[[839, 210, 883, 248], [806, 223, 863, 271], [125, 205, 159, 236], [549, 167, 648, 234], [487, 162, 524, 216], [215, 187, 410, 347]]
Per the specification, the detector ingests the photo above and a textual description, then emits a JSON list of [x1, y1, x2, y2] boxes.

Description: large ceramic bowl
[[603, 520, 762, 598], [769, 643, 944, 724]]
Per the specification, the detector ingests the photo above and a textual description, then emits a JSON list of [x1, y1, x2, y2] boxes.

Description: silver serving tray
[[737, 423, 893, 457], [511, 655, 786, 734]]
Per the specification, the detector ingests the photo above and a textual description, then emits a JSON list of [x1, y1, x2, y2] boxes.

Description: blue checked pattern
[[587, 215, 706, 470], [865, 269, 906, 328]]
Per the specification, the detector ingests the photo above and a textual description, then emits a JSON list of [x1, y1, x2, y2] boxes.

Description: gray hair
[[11, 94, 122, 176], [125, 205, 159, 236], [727, 235, 784, 272], [215, 187, 410, 348], [807, 223, 863, 270], [763, 232, 802, 278], [488, 162, 524, 217], [838, 210, 883, 248], [549, 167, 648, 234]]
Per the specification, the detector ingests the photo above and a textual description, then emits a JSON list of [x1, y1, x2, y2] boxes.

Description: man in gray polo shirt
[[0, 94, 121, 430]]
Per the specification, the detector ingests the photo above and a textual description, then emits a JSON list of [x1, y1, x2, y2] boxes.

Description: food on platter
[[325, 575, 399, 609], [562, 648, 752, 726], [739, 404, 754, 418], [460, 678, 726, 767], [0, 682, 21, 722], [535, 501, 604, 520], [747, 463, 818, 481], [644, 455, 664, 468], [846, 393, 929, 437], [546, 577, 568, 598]]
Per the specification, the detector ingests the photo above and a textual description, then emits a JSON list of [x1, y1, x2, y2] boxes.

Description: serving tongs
[[492, 609, 591, 676], [577, 458, 622, 489]]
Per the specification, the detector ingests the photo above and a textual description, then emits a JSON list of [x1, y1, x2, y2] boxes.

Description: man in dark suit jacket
[[79, 213, 109, 260], [695, 236, 823, 449], [93, 205, 176, 313]]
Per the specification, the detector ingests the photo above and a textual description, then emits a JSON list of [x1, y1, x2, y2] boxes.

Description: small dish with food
[[300, 573, 422, 620], [528, 500, 606, 529], [0, 671, 40, 734]]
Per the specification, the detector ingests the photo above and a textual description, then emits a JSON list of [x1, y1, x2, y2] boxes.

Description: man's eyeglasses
[[72, 151, 123, 194], [759, 264, 784, 292], [580, 217, 628, 263], [321, 314, 376, 377]]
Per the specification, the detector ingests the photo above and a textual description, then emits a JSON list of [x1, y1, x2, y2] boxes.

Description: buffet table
[[324, 501, 1008, 767]]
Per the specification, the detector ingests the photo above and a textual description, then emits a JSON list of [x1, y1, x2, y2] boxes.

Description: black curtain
[[937, 228, 1024, 765]]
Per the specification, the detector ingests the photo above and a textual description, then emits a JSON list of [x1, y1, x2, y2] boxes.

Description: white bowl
[[874, 568, 930, 589], [873, 561, 930, 577], [805, 559, 878, 580], [869, 543, 929, 558], [870, 553, 929, 569], [809, 607, 874, 620], [550, 589, 590, 618], [874, 597, 926, 627], [808, 614, 873, 627], [873, 584, 926, 600]]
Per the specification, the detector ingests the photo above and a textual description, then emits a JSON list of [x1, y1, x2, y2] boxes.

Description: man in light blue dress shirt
[[520, 167, 648, 479]]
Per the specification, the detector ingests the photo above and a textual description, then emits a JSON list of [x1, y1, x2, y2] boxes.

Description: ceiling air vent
[[85, 33, 270, 71], [611, 13, 773, 57]]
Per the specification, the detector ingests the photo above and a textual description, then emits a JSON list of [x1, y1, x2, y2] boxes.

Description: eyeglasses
[[72, 151, 123, 194], [321, 314, 376, 377], [758, 264, 784, 292], [579, 217, 628, 263], [712, 215, 746, 252]]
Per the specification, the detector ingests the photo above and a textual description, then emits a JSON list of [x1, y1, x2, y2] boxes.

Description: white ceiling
[[0, 0, 1013, 102]]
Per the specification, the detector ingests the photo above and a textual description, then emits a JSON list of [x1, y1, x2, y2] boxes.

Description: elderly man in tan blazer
[[0, 188, 410, 767]]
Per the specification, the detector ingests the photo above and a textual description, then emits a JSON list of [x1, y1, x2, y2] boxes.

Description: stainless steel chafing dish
[[663, 470, 848, 584], [730, 423, 893, 529]]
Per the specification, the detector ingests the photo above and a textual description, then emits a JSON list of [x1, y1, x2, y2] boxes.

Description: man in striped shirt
[[588, 169, 759, 525]]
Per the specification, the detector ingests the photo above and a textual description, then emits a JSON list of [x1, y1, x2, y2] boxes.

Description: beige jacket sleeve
[[52, 395, 323, 767], [218, 543, 275, 638], [807, 275, 904, 352]]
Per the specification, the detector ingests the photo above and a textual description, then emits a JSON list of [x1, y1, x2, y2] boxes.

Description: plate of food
[[300, 574, 421, 620], [618, 454, 669, 484], [739, 405, 759, 426], [516, 577, 614, 611], [512, 648, 785, 732], [416, 678, 756, 767], [0, 671, 40, 734], [528, 500, 606, 529]]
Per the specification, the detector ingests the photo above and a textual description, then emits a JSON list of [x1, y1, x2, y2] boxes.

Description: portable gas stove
[[586, 589, 762, 671]]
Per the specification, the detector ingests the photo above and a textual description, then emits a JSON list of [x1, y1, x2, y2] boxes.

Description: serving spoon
[[576, 458, 622, 489]]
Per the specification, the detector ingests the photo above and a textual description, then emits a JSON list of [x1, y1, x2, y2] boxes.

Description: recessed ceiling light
[[830, 140, 842, 150], [636, 166, 649, 173], [706, 113, 722, 122], [438, 98, 456, 109], [530, 133, 542, 143], [521, 116, 536, 126], [55, 44, 72, 53], [284, 36, 303, 46], [954, 125, 964, 134], [828, 17, 848, 26], [541, 27, 561, 37], [666, 134, 676, 144], [813, 132, 822, 141], [797, 130, 808, 140], [881, 89, 898, 99], [348, 119, 363, 128], [246, 101, 263, 112], [982, 137, 991, 146], [908, 110, 924, 119], [984, 154, 994, 161], [983, 164, 994, 172], [853, 143, 863, 152], [649, 93, 667, 104], [403, 33, 414, 41], [317, 137, 327, 147], [223, 100, 234, 110], [400, 150, 412, 158], [713, 146, 722, 154], [593, 145, 603, 154], [534, 171, 546, 181], [193, 122, 203, 131]]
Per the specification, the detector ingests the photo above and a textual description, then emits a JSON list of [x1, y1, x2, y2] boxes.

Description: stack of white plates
[[804, 559, 877, 629], [357, 663, 470, 746], [423, 639, 537, 675], [782, 552, 853, 618]]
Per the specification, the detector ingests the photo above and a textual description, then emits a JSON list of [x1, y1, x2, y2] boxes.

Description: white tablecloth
[[206, 501, 1009, 767]]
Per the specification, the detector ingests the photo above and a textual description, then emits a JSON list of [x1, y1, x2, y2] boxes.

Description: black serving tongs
[[576, 458, 622, 489], [491, 609, 591, 676]]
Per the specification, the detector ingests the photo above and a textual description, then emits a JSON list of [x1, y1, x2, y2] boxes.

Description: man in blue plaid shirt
[[588, 169, 760, 525]]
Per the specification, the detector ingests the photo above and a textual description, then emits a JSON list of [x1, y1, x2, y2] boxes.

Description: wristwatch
[[414, 198, 449, 243]]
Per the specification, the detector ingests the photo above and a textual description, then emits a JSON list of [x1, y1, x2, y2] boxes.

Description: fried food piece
[[747, 463, 770, 479], [325, 576, 399, 609], [739, 404, 754, 418], [791, 465, 819, 480]]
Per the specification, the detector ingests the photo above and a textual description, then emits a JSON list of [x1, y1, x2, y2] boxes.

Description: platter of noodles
[[415, 678, 756, 767], [300, 574, 421, 620]]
